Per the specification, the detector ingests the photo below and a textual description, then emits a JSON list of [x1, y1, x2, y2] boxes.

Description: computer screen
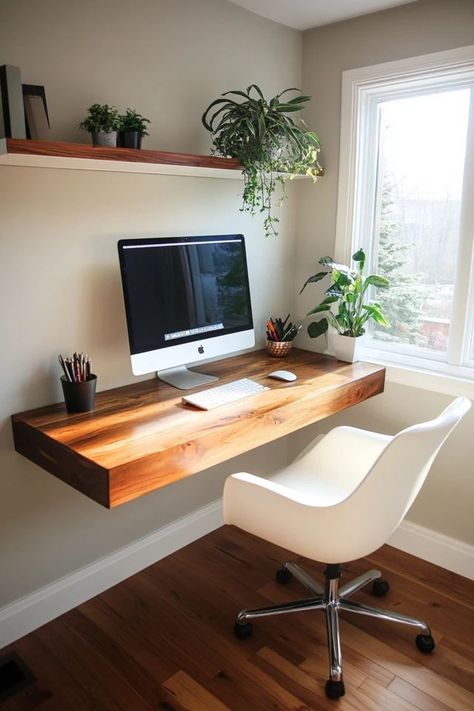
[[118, 234, 255, 387]]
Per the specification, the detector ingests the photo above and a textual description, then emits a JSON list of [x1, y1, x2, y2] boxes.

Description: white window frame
[[335, 45, 474, 393]]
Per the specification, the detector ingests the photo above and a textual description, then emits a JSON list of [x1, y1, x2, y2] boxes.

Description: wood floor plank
[[357, 676, 418, 710], [367, 545, 474, 609], [4, 630, 94, 711], [254, 647, 347, 710], [340, 589, 474, 692], [163, 671, 231, 711], [133, 568, 313, 710], [387, 676, 454, 711], [338, 620, 474, 711], [112, 564, 304, 711], [62, 606, 175, 709], [356, 566, 474, 638], [107, 576, 226, 679], [1, 530, 472, 710], [299, 650, 367, 690], [33, 616, 153, 711], [79, 595, 178, 682], [337, 645, 396, 688]]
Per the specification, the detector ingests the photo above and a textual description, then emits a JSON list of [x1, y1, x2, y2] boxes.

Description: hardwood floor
[[1, 526, 473, 710]]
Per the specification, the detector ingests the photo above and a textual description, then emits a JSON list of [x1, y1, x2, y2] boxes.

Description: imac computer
[[118, 234, 255, 389]]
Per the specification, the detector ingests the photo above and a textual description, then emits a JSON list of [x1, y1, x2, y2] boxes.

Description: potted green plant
[[118, 108, 151, 149], [79, 103, 120, 147], [202, 84, 321, 238], [300, 249, 390, 362]]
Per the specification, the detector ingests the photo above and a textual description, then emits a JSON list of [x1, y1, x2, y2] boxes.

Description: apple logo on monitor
[[198, 345, 204, 354]]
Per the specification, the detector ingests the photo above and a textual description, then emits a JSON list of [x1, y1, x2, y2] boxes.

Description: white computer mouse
[[268, 370, 297, 382]]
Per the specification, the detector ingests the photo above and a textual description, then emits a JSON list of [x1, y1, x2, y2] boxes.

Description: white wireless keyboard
[[182, 378, 270, 410]]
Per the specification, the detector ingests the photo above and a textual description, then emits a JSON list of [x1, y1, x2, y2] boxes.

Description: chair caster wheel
[[234, 621, 253, 639], [372, 579, 390, 597], [416, 634, 435, 653], [276, 567, 293, 584], [325, 679, 345, 699]]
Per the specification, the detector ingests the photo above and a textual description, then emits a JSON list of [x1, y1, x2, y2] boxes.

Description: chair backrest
[[337, 397, 471, 559]]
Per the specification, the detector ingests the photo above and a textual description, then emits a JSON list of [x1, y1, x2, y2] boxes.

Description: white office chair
[[224, 397, 471, 699]]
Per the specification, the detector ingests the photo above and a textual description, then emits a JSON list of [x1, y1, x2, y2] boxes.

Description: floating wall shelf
[[0, 138, 244, 179]]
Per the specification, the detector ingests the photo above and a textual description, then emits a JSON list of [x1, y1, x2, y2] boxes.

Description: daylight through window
[[338, 49, 474, 378]]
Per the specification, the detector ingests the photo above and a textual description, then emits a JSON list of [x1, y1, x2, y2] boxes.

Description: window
[[336, 46, 474, 380]]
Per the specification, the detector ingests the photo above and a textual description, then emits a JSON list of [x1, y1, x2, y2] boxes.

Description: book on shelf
[[23, 94, 51, 140]]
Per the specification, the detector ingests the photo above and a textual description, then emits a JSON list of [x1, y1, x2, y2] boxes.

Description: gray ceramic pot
[[91, 131, 117, 147]]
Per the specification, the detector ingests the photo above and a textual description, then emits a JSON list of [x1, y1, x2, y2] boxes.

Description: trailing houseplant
[[202, 84, 321, 237], [118, 108, 151, 149], [300, 249, 390, 362], [79, 103, 120, 147]]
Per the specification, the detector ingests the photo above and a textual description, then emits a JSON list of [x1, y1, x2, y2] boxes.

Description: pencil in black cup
[[58, 354, 71, 382], [59, 352, 96, 412]]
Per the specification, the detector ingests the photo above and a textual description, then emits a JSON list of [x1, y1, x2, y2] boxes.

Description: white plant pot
[[328, 334, 362, 363]]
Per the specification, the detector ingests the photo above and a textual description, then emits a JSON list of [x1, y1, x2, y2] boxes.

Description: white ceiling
[[228, 0, 416, 30]]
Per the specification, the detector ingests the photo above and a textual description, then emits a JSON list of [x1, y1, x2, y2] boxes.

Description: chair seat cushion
[[271, 427, 391, 505], [271, 468, 355, 506]]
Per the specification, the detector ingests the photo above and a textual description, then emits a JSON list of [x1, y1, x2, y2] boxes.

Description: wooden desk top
[[12, 349, 385, 508]]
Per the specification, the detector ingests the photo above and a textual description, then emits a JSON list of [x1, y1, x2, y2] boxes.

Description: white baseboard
[[388, 519, 474, 580], [0, 499, 224, 649], [1, 501, 472, 649]]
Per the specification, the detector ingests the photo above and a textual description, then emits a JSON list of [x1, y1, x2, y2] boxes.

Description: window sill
[[360, 351, 474, 398]]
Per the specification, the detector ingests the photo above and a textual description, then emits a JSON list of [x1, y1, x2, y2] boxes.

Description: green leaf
[[276, 88, 302, 99], [307, 303, 332, 315], [363, 274, 390, 291], [362, 304, 390, 327], [299, 271, 328, 293], [333, 270, 352, 287], [244, 118, 256, 137], [246, 84, 264, 99], [307, 318, 328, 338], [274, 104, 303, 113], [286, 95, 312, 104], [319, 256, 335, 266], [222, 89, 252, 100], [305, 130, 321, 147], [325, 284, 343, 297], [352, 248, 366, 267]]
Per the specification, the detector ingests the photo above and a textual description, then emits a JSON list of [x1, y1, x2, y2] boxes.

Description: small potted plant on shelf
[[79, 103, 120, 147], [266, 315, 302, 357], [300, 249, 390, 363], [202, 84, 321, 238], [118, 108, 151, 149]]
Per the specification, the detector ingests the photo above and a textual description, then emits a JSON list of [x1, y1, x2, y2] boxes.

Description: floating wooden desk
[[12, 349, 385, 509]]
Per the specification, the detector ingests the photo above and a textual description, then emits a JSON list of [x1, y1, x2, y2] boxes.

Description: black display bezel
[[117, 234, 254, 355]]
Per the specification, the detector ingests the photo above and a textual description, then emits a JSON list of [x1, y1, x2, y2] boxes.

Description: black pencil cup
[[61, 375, 97, 413]]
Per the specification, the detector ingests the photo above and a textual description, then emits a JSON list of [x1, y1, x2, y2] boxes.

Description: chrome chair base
[[235, 561, 434, 699]]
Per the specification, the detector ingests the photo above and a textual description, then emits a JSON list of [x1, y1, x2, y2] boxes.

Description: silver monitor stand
[[157, 366, 219, 390]]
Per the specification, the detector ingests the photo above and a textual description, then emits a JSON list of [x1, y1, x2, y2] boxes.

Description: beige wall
[[0, 0, 300, 607], [0, 0, 300, 152], [1, 0, 473, 611], [296, 0, 474, 544]]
